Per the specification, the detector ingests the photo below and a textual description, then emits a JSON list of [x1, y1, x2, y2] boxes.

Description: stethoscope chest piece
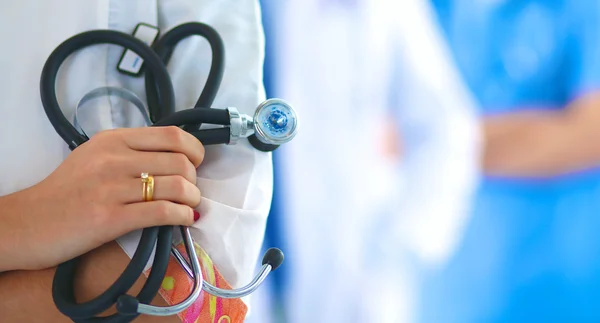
[[253, 99, 298, 145]]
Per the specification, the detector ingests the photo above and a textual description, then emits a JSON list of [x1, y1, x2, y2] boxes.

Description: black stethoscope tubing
[[41, 23, 227, 322]]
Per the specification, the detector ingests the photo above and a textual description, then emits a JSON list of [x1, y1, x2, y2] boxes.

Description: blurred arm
[[484, 2, 600, 177], [0, 242, 178, 323], [484, 93, 600, 177]]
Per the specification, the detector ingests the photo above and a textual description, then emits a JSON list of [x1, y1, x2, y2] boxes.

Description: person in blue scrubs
[[419, 1, 600, 322]]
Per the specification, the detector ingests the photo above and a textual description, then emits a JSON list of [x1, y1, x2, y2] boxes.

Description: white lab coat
[[266, 1, 405, 322], [389, 0, 481, 269], [363, 1, 481, 322], [0, 0, 272, 306], [267, 0, 480, 322]]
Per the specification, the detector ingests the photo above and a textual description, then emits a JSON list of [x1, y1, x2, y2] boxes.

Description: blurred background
[[248, 1, 600, 322]]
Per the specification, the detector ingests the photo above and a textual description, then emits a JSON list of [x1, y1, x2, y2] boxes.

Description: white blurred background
[[247, 1, 480, 322]]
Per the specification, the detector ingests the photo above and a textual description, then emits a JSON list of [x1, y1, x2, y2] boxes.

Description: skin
[[483, 93, 600, 177], [0, 242, 179, 322], [0, 126, 204, 321]]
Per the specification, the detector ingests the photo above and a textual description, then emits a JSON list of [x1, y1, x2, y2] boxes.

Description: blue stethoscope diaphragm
[[253, 98, 299, 145]]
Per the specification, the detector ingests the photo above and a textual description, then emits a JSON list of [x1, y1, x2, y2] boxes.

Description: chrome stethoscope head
[[173, 245, 284, 299], [253, 98, 299, 145], [227, 98, 299, 147]]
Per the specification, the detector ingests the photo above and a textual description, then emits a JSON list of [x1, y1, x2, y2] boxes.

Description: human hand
[[0, 126, 204, 271]]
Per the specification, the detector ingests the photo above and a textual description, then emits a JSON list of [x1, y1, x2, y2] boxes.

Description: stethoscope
[[40, 22, 297, 322]]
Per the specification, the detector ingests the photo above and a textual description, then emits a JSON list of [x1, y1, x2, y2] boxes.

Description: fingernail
[[193, 210, 200, 222]]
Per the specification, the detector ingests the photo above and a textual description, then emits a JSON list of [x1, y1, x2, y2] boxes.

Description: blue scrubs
[[419, 1, 600, 322]]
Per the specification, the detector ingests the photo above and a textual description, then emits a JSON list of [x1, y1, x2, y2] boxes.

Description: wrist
[[0, 192, 25, 271], [0, 186, 44, 271], [74, 242, 173, 318]]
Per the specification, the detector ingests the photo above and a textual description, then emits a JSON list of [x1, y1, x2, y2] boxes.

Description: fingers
[[125, 151, 198, 183], [89, 126, 204, 233], [118, 175, 202, 207], [118, 127, 205, 168], [120, 201, 195, 230]]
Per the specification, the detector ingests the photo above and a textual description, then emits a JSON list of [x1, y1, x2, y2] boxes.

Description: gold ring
[[141, 172, 154, 201]]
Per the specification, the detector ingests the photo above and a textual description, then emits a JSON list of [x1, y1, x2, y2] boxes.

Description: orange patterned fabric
[[143, 241, 248, 323]]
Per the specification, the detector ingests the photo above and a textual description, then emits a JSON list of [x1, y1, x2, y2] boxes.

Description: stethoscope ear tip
[[116, 295, 140, 316], [262, 248, 285, 271]]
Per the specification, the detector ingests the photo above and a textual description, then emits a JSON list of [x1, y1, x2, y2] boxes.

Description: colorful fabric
[[144, 241, 248, 323]]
